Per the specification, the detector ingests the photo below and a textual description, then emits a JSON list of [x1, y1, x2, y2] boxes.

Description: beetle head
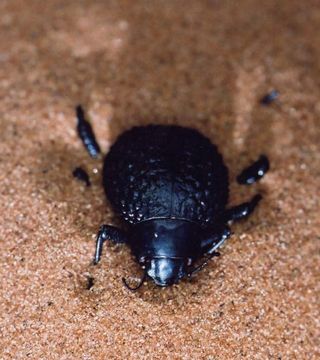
[[126, 218, 203, 289], [144, 257, 187, 287], [123, 256, 192, 290]]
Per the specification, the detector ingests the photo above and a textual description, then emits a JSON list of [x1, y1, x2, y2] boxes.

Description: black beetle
[[76, 106, 269, 289]]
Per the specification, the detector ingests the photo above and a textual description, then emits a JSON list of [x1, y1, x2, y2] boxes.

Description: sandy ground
[[0, 1, 319, 359]]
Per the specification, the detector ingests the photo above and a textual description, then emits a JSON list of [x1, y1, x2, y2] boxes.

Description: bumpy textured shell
[[103, 125, 229, 226]]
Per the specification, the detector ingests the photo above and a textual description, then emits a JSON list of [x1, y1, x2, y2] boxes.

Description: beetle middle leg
[[237, 155, 270, 185], [93, 225, 128, 264], [223, 194, 262, 222]]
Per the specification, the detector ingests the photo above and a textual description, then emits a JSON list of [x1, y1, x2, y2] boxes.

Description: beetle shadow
[[101, 3, 276, 239], [100, 3, 276, 198], [28, 139, 117, 236], [22, 1, 276, 216]]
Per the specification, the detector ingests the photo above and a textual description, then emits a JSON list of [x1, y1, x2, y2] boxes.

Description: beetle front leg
[[93, 225, 128, 264], [223, 194, 262, 222], [189, 226, 231, 278], [201, 225, 231, 255]]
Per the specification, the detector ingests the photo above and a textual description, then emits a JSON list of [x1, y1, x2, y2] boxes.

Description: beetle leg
[[188, 226, 230, 279], [187, 252, 220, 278], [93, 224, 127, 264], [201, 225, 231, 255], [76, 105, 101, 158], [223, 194, 262, 222], [237, 155, 270, 185]]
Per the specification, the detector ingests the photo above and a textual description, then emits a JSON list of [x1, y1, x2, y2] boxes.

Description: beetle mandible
[[76, 106, 269, 289]]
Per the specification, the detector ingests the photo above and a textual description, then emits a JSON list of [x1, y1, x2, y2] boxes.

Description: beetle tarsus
[[260, 90, 279, 105], [72, 166, 91, 187]]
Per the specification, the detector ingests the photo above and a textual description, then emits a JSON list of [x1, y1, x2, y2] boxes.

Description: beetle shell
[[103, 125, 229, 226]]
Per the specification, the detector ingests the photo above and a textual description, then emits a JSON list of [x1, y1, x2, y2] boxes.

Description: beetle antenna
[[187, 252, 220, 278], [122, 272, 147, 291]]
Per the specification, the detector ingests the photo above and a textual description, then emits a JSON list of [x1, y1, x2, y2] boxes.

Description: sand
[[0, 1, 319, 359]]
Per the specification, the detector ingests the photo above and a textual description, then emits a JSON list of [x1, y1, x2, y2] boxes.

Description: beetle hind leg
[[93, 225, 128, 264], [76, 105, 101, 158]]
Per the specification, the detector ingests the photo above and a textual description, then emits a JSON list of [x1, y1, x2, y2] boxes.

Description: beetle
[[76, 106, 269, 289]]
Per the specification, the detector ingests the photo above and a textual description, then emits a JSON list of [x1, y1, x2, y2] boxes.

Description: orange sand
[[0, 1, 319, 359]]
